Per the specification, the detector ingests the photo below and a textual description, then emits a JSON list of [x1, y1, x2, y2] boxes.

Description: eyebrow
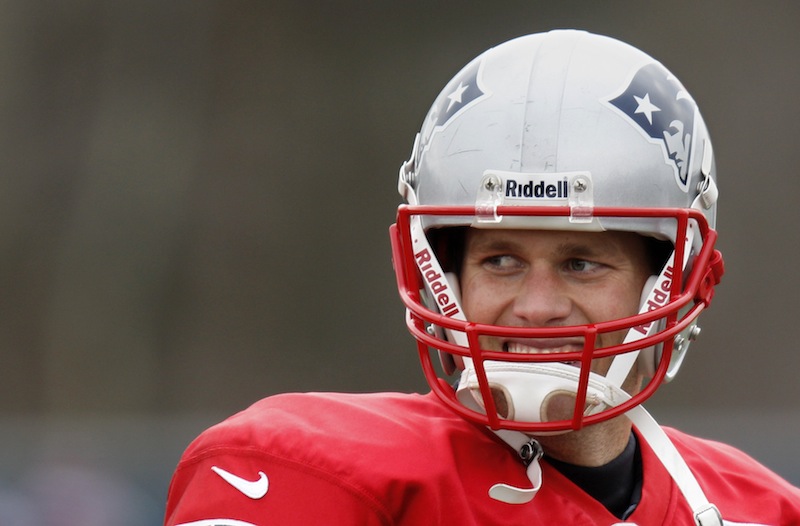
[[466, 233, 621, 259], [464, 235, 519, 257], [554, 241, 609, 258]]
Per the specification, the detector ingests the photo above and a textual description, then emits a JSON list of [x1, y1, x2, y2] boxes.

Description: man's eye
[[567, 259, 599, 272], [484, 255, 520, 270]]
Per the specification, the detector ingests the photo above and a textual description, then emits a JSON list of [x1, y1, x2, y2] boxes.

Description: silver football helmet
[[390, 30, 724, 433]]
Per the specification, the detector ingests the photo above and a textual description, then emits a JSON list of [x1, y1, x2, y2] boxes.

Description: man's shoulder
[[182, 391, 476, 464], [166, 392, 468, 525], [660, 426, 800, 504], [216, 391, 453, 436], [662, 426, 770, 469]]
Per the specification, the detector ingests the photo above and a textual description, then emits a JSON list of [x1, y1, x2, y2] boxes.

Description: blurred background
[[1, 0, 798, 523]]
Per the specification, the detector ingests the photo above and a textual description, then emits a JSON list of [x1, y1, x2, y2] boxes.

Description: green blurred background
[[1, 1, 798, 523]]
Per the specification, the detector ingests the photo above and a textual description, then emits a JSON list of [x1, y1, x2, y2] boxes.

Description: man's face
[[460, 228, 652, 379]]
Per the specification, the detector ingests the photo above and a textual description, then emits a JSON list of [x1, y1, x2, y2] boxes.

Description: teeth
[[504, 343, 582, 368], [505, 342, 574, 354]]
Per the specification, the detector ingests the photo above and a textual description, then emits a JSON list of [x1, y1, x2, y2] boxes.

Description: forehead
[[464, 228, 648, 257]]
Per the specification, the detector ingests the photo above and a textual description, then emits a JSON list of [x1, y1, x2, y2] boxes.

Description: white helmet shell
[[401, 29, 716, 240]]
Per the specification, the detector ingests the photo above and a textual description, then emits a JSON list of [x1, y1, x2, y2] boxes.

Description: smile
[[503, 341, 583, 367]]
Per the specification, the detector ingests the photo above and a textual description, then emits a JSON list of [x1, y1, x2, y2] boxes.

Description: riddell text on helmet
[[505, 178, 569, 199], [632, 264, 674, 336], [414, 248, 461, 317]]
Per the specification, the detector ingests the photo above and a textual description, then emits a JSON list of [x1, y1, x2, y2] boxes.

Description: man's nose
[[511, 265, 573, 326]]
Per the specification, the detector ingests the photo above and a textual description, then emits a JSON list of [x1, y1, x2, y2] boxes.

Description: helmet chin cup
[[456, 361, 630, 435]]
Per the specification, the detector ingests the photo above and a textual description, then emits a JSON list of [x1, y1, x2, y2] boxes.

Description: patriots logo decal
[[420, 58, 487, 149], [609, 63, 697, 190]]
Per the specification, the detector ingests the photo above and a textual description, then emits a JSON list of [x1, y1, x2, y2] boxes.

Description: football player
[[164, 30, 800, 525]]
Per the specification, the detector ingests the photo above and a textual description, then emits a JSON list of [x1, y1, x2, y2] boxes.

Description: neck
[[534, 415, 633, 467]]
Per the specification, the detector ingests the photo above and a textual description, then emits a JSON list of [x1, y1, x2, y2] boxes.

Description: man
[[164, 30, 800, 525]]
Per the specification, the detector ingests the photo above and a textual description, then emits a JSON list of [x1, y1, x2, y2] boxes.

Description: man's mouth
[[502, 341, 582, 367]]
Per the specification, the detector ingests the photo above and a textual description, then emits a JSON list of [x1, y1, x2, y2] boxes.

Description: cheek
[[589, 277, 644, 320], [460, 273, 502, 324], [460, 275, 483, 322], [592, 280, 646, 347]]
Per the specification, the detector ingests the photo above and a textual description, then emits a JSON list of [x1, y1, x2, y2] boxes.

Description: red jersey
[[164, 391, 800, 525]]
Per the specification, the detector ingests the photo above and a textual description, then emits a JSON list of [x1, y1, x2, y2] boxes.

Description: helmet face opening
[[392, 30, 724, 433]]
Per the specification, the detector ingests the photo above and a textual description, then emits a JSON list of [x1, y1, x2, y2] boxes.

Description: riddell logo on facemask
[[632, 265, 675, 336], [414, 248, 461, 317]]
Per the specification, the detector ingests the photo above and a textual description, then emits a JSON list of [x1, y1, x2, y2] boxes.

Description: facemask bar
[[390, 204, 723, 432]]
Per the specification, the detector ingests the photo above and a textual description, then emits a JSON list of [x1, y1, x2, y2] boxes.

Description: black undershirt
[[545, 434, 643, 519]]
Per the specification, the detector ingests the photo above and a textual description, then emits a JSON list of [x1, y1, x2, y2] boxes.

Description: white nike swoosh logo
[[211, 466, 269, 499]]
